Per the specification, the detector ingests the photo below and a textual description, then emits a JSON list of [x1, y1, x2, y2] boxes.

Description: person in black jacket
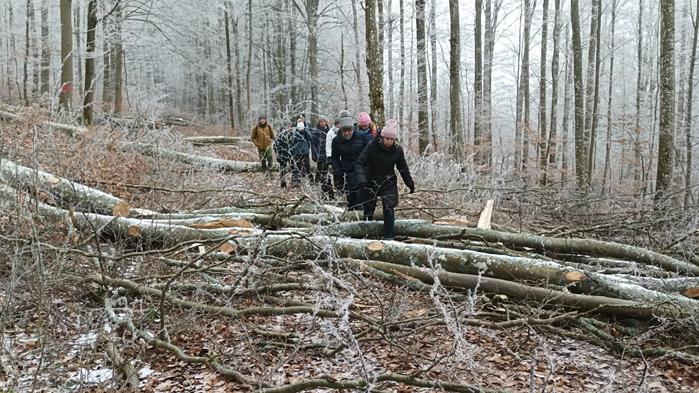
[[273, 122, 293, 188], [331, 112, 369, 210], [356, 119, 415, 240], [310, 117, 333, 199]]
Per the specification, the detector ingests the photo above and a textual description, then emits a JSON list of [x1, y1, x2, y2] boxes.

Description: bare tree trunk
[[307, 0, 320, 125], [634, 0, 644, 189], [515, 0, 532, 172], [399, 0, 405, 126], [561, 23, 572, 179], [537, 0, 550, 179], [233, 17, 244, 129], [684, 0, 699, 208], [583, 0, 599, 186], [113, 1, 123, 115], [82, 0, 97, 125], [449, 0, 463, 160], [571, 0, 586, 189], [602, 0, 618, 192], [656, 0, 675, 201], [340, 33, 348, 109], [474, 0, 483, 165], [365, 0, 386, 125], [416, 0, 429, 154], [59, 0, 74, 112], [246, 0, 252, 115], [73, 1, 82, 98], [522, 0, 532, 172], [29, 0, 38, 97], [429, 0, 437, 145], [483, 0, 501, 169], [675, 2, 690, 183], [588, 0, 602, 182], [351, 0, 365, 108], [386, 0, 394, 119], [23, 0, 31, 106], [224, 3, 235, 132], [102, 7, 112, 114], [543, 0, 561, 185], [40, 0, 49, 94]]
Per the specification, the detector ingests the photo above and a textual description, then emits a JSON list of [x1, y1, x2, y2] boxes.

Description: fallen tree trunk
[[124, 142, 265, 172], [0, 110, 87, 136], [183, 136, 251, 145], [356, 259, 692, 319], [147, 213, 312, 229], [0, 158, 132, 216], [327, 220, 699, 275], [0, 184, 261, 245]]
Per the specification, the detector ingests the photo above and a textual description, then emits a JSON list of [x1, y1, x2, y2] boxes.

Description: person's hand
[[408, 184, 415, 194], [358, 181, 368, 189]]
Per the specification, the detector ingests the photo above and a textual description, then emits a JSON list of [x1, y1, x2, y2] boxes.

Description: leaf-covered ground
[[1, 114, 697, 392]]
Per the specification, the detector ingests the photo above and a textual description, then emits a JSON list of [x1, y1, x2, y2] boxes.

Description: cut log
[[183, 136, 252, 145], [327, 220, 699, 275], [0, 184, 260, 245], [0, 158, 132, 216], [477, 199, 494, 229], [0, 110, 87, 136], [358, 260, 692, 319], [236, 234, 582, 285], [124, 142, 266, 172], [148, 213, 312, 229]]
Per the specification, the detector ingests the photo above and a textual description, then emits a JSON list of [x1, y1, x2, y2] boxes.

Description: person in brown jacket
[[251, 115, 275, 171]]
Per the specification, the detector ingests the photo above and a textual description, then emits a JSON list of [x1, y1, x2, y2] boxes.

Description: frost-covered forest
[[0, 0, 698, 391]]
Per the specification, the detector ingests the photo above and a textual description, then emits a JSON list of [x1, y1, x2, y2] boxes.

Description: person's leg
[[304, 155, 311, 179], [347, 190, 358, 209], [363, 185, 378, 221], [258, 150, 267, 171], [382, 205, 395, 240], [320, 162, 334, 199], [279, 161, 288, 187], [291, 156, 301, 186], [263, 147, 273, 170], [380, 185, 399, 240]]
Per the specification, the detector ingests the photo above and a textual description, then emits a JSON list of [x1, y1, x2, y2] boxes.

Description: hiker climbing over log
[[356, 119, 415, 240], [331, 111, 369, 210]]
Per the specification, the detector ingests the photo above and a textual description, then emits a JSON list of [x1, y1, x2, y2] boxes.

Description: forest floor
[[0, 113, 698, 392]]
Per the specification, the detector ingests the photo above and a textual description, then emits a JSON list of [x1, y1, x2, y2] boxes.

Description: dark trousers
[[291, 155, 310, 185], [362, 183, 398, 239], [315, 160, 334, 199], [279, 160, 291, 186]]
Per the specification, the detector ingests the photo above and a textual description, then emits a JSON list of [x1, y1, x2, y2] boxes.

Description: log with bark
[[183, 136, 252, 145], [327, 220, 699, 275], [0, 109, 88, 136], [124, 142, 267, 172], [0, 158, 133, 216]]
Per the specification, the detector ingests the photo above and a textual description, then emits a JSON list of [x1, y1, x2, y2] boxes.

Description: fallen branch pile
[[1, 153, 697, 391]]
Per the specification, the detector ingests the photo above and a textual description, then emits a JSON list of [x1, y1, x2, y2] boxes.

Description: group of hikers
[[250, 111, 415, 240]]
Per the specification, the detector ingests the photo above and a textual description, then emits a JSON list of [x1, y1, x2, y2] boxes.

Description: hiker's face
[[382, 137, 396, 147], [319, 120, 327, 127], [340, 128, 353, 139], [259, 119, 266, 125]]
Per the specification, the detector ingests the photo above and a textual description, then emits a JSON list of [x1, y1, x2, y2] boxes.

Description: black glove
[[408, 184, 415, 194], [358, 181, 368, 189]]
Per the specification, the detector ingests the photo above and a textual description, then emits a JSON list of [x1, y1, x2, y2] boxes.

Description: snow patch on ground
[[67, 368, 113, 385]]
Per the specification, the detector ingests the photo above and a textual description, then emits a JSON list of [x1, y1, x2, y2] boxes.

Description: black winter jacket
[[356, 136, 414, 191], [310, 124, 330, 162], [331, 131, 369, 191]]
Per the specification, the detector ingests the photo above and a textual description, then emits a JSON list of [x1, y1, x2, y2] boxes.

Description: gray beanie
[[339, 116, 354, 129]]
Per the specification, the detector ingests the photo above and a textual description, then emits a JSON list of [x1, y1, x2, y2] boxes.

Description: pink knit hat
[[382, 119, 399, 138], [357, 112, 371, 127]]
